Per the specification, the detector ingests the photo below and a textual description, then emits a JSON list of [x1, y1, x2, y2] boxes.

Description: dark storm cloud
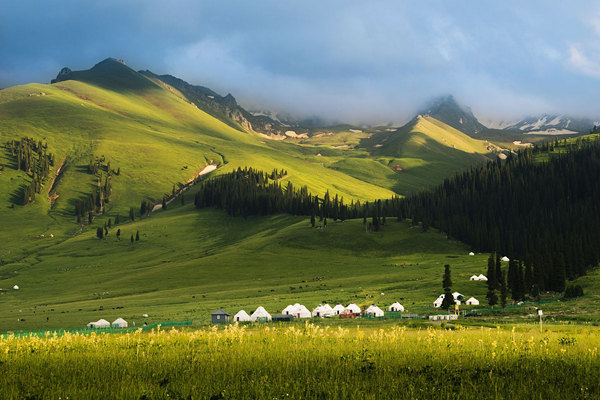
[[1, 0, 599, 124]]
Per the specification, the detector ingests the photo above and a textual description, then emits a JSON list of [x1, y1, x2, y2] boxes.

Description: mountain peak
[[50, 58, 158, 91], [418, 95, 486, 137]]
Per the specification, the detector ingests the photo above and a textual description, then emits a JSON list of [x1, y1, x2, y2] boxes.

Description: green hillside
[[0, 59, 511, 331]]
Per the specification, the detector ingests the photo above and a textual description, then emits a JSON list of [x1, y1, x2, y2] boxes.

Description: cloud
[[567, 43, 600, 79]]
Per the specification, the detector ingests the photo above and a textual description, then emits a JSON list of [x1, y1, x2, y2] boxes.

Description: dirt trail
[[47, 158, 67, 207], [152, 164, 217, 212]]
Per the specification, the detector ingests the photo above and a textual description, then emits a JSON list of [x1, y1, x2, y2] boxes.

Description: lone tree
[[130, 235, 134, 243], [116, 229, 121, 240], [441, 264, 454, 310], [96, 227, 103, 240], [135, 230, 140, 241]]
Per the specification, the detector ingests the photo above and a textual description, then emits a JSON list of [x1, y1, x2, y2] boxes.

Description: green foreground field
[[1, 323, 599, 399]]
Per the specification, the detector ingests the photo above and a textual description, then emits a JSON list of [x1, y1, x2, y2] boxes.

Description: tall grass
[[1, 323, 598, 399]]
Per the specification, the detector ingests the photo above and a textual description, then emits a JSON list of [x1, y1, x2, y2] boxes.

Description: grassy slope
[[327, 115, 493, 193], [0, 194, 494, 331]]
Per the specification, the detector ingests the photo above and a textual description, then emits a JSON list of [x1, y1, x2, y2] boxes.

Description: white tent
[[12, 285, 19, 290], [478, 274, 488, 281], [332, 304, 345, 315], [250, 306, 272, 322], [466, 297, 480, 305], [290, 304, 311, 319], [452, 292, 464, 300], [282, 305, 294, 315], [346, 303, 361, 314], [365, 305, 384, 317], [501, 256, 510, 262], [469, 252, 475, 256], [470, 275, 480, 281], [312, 304, 334, 318], [112, 318, 128, 328], [233, 310, 251, 322], [88, 319, 110, 329], [433, 297, 444, 308], [388, 302, 405, 312]]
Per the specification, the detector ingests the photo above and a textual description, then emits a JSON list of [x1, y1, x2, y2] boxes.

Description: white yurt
[[452, 292, 464, 300], [250, 306, 272, 322], [388, 302, 405, 312], [466, 297, 480, 306], [291, 304, 311, 319], [346, 303, 361, 314], [112, 318, 128, 328], [12, 285, 19, 290], [233, 310, 251, 322], [312, 305, 325, 317], [282, 305, 294, 315], [501, 256, 510, 262], [365, 305, 384, 317], [478, 274, 488, 281], [88, 319, 110, 329], [433, 297, 444, 308], [332, 304, 345, 315], [469, 275, 480, 281], [322, 304, 334, 314], [469, 252, 475, 256]]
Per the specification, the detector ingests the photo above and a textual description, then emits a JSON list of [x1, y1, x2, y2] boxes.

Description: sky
[[1, 1, 599, 124]]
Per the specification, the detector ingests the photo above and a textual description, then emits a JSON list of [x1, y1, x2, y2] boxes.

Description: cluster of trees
[[193, 167, 403, 224], [94, 216, 139, 243], [75, 156, 120, 220], [6, 138, 55, 205], [74, 175, 113, 222], [87, 156, 120, 176], [401, 137, 600, 293]]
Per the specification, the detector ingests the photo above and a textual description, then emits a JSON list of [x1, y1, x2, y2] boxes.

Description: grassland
[[1, 322, 599, 399]]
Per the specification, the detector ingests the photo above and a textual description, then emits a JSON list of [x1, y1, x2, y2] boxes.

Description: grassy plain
[[1, 322, 599, 399]]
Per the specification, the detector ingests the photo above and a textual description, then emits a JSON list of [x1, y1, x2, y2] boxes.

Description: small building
[[465, 297, 480, 306], [87, 319, 110, 329], [365, 305, 384, 317], [322, 304, 334, 316], [211, 309, 230, 324], [340, 308, 358, 319], [469, 252, 475, 256], [12, 285, 19, 290], [272, 314, 294, 322], [111, 318, 128, 328], [332, 304, 345, 315], [346, 303, 361, 314], [433, 297, 444, 308], [233, 310, 251, 322], [312, 304, 334, 318], [501, 256, 510, 262], [388, 302, 405, 312], [469, 275, 480, 281], [478, 274, 488, 281], [250, 306, 272, 322]]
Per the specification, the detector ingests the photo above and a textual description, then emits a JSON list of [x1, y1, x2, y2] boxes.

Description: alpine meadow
[[2, 2, 600, 399]]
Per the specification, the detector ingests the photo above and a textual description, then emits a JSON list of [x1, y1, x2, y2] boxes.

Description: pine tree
[[129, 207, 135, 221], [96, 227, 103, 239], [499, 269, 507, 308], [442, 264, 452, 289], [135, 231, 140, 241], [162, 197, 167, 210], [486, 287, 498, 308], [487, 253, 497, 290], [310, 214, 315, 228], [108, 218, 112, 228], [115, 215, 120, 225], [131, 235, 134, 243], [116, 229, 121, 240]]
